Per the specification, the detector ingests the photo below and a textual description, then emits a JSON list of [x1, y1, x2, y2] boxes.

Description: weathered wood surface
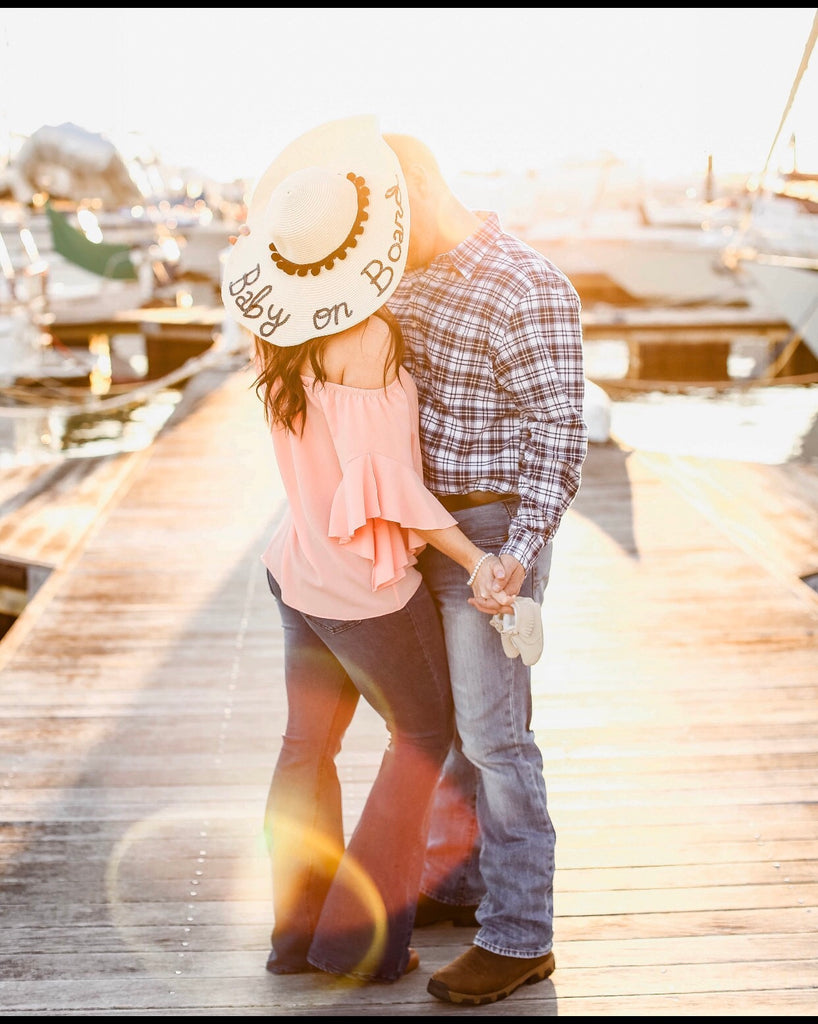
[[0, 367, 816, 1016], [0, 453, 145, 571]]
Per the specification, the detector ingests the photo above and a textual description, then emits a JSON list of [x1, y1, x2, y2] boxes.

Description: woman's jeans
[[264, 571, 453, 981], [415, 498, 556, 958]]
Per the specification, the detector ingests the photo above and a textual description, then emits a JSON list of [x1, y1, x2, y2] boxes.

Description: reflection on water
[[609, 385, 818, 464], [0, 326, 229, 465], [0, 384, 185, 467], [57, 388, 184, 456], [585, 338, 818, 464]]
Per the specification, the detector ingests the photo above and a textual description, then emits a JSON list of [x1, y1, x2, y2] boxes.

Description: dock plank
[[0, 368, 816, 1016]]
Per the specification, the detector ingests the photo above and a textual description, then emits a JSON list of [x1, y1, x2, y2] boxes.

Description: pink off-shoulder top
[[261, 366, 457, 619]]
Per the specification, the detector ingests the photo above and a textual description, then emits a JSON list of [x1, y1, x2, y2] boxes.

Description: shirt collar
[[435, 211, 501, 279]]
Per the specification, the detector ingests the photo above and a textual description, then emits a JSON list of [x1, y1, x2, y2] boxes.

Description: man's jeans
[[416, 497, 556, 958]]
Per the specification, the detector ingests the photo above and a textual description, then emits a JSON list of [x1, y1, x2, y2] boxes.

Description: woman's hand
[[228, 224, 250, 245], [468, 554, 514, 615]]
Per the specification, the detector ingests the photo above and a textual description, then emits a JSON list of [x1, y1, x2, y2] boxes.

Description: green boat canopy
[[45, 201, 138, 280]]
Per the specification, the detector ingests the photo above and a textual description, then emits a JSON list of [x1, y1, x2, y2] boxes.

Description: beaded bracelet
[[467, 552, 493, 587]]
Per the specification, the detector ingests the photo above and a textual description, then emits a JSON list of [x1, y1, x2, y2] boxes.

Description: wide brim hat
[[221, 115, 408, 348]]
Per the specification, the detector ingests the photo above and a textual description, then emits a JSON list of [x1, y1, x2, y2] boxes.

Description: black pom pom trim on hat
[[268, 172, 370, 277]]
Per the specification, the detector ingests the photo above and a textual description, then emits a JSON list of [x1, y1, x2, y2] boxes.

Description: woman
[[221, 116, 506, 984]]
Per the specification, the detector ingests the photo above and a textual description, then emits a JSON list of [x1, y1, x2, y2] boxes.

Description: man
[[385, 133, 588, 1007]]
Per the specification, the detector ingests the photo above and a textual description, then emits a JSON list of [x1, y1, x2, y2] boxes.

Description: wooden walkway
[[0, 367, 817, 1016]]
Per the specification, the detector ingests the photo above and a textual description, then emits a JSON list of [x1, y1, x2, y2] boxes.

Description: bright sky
[[2, 8, 817, 187]]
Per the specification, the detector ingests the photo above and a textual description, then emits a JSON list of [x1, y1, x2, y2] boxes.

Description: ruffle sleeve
[[328, 450, 457, 591]]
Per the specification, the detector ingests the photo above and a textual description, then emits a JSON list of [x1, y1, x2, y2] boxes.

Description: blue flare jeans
[[263, 570, 454, 981]]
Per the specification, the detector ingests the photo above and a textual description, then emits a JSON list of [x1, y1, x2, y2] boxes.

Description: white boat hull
[[740, 259, 818, 359]]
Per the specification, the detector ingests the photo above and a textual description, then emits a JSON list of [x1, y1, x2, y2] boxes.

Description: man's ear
[[405, 162, 430, 198]]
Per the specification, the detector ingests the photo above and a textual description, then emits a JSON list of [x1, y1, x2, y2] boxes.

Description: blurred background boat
[[0, 121, 243, 314], [721, 12, 818, 368], [0, 121, 247, 464]]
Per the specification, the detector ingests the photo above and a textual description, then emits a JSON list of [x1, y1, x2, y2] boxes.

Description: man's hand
[[468, 553, 524, 614]]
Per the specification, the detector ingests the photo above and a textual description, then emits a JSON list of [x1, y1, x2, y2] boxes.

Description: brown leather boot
[[413, 894, 479, 927], [427, 945, 555, 1006]]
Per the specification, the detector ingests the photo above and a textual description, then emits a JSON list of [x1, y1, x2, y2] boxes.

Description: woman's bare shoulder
[[325, 316, 396, 388]]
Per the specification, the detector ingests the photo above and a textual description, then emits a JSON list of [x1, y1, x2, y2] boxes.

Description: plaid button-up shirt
[[388, 212, 588, 572]]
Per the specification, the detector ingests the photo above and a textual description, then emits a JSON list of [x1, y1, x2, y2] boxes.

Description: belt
[[435, 490, 519, 513]]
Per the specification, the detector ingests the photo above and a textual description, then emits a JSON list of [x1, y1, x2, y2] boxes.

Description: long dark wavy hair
[[251, 308, 405, 435]]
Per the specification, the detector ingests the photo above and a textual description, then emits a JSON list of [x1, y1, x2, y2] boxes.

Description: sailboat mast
[[760, 9, 818, 183]]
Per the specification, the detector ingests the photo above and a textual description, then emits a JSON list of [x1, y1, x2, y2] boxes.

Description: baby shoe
[[490, 597, 544, 666]]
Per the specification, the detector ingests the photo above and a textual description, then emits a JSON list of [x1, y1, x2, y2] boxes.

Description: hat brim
[[221, 115, 409, 348]]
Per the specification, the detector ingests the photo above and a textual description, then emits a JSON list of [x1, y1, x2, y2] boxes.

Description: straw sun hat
[[221, 115, 409, 348]]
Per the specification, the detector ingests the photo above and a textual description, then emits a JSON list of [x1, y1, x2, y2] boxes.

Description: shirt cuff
[[501, 527, 544, 575]]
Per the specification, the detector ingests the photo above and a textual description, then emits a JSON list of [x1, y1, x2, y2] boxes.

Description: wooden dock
[[0, 366, 817, 1016]]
